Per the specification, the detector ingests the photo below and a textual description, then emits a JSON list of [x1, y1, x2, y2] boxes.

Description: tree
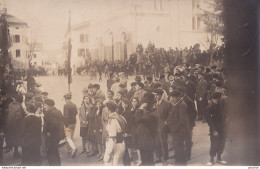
[[200, 0, 224, 65]]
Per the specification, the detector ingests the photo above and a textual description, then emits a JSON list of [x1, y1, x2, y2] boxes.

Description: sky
[[6, 0, 109, 50]]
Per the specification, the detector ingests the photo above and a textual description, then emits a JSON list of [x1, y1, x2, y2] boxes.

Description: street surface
[[3, 75, 231, 166]]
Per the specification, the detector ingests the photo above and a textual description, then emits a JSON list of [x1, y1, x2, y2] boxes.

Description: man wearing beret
[[63, 93, 78, 158], [153, 89, 172, 165], [206, 92, 227, 166], [167, 90, 190, 165], [43, 99, 65, 166]]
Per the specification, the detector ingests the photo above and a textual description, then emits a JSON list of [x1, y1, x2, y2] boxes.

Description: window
[[34, 54, 37, 58], [14, 35, 20, 43], [80, 34, 84, 43], [16, 50, 21, 57]]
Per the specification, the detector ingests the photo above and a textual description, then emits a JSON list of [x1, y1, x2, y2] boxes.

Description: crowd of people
[[0, 58, 228, 166], [74, 43, 225, 81]]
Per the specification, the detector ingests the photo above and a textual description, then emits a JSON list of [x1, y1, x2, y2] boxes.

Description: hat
[[147, 76, 153, 81], [119, 83, 126, 88], [136, 82, 144, 89], [45, 99, 55, 107], [141, 93, 156, 103], [64, 93, 72, 99], [135, 76, 142, 82], [106, 101, 118, 111], [169, 90, 181, 97], [93, 84, 100, 89], [212, 92, 222, 99], [42, 91, 48, 96], [26, 101, 37, 113], [34, 96, 43, 102], [153, 89, 164, 95], [121, 98, 130, 105]]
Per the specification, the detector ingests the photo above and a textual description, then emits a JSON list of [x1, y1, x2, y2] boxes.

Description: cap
[[44, 99, 55, 107], [153, 89, 164, 95], [42, 91, 48, 96], [64, 93, 72, 99]]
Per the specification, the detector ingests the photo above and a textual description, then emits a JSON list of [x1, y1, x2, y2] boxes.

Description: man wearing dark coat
[[167, 90, 190, 165], [63, 93, 78, 158], [6, 94, 25, 158], [21, 102, 42, 166], [43, 99, 65, 166], [196, 72, 207, 121], [206, 92, 227, 166], [134, 93, 158, 166], [153, 89, 172, 165]]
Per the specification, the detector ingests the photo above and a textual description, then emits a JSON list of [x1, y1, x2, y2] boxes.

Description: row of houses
[[64, 0, 215, 68]]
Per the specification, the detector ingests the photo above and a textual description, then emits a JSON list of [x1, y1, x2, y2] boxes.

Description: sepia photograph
[[0, 0, 259, 167]]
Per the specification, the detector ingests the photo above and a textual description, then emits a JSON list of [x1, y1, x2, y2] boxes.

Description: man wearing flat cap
[[63, 93, 78, 158], [167, 90, 190, 165], [43, 99, 65, 166], [206, 92, 227, 166], [153, 89, 172, 165]]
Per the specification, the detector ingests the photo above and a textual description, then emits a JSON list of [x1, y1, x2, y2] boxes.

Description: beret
[[153, 89, 164, 95], [44, 99, 55, 107]]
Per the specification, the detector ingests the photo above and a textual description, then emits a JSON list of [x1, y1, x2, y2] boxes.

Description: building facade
[[5, 13, 30, 69], [65, 0, 215, 67]]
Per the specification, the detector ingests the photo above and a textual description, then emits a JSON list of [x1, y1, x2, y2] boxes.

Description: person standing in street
[[167, 90, 190, 165], [134, 93, 158, 166], [79, 96, 91, 154], [6, 94, 26, 158], [43, 99, 65, 166], [206, 92, 227, 166], [21, 102, 42, 166], [63, 93, 78, 158], [103, 101, 126, 166], [196, 72, 207, 122], [153, 89, 172, 165]]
